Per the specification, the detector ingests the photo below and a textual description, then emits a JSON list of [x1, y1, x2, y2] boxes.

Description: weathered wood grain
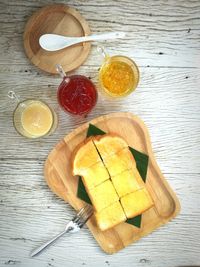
[[0, 0, 200, 67], [0, 66, 199, 175], [44, 113, 181, 253], [0, 160, 199, 266], [0, 0, 200, 266]]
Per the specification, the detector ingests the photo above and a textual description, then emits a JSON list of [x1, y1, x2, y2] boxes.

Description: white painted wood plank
[[0, 0, 199, 67], [0, 0, 200, 266], [0, 67, 199, 174], [0, 159, 199, 267]]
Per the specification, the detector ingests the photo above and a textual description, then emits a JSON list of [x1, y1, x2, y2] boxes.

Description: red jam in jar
[[57, 75, 97, 116]]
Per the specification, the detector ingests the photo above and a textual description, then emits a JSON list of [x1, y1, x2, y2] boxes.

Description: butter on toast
[[72, 139, 101, 174], [95, 202, 126, 231], [72, 134, 154, 231], [111, 168, 144, 197], [103, 148, 136, 176], [93, 134, 128, 160], [121, 188, 154, 218]]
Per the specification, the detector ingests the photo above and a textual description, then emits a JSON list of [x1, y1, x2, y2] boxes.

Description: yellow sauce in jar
[[13, 99, 56, 139], [21, 101, 53, 137], [99, 56, 139, 97]]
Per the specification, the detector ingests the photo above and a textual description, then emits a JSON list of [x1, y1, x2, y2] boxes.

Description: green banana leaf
[[77, 124, 149, 228]]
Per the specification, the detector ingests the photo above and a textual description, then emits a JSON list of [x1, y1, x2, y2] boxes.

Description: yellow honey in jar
[[99, 56, 139, 97], [21, 101, 53, 137], [13, 100, 57, 139]]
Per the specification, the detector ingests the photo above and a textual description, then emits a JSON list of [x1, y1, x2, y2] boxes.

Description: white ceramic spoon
[[39, 32, 126, 51]]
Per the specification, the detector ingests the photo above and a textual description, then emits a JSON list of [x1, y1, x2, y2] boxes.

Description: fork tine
[[74, 205, 93, 228], [73, 205, 93, 223], [81, 205, 93, 220], [79, 207, 93, 227], [76, 207, 85, 217], [72, 207, 86, 222], [78, 214, 93, 228]]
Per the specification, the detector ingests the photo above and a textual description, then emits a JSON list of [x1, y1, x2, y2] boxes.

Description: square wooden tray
[[44, 112, 180, 253]]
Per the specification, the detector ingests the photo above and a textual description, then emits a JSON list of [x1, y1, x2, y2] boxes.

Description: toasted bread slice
[[131, 167, 146, 188], [79, 161, 110, 190], [72, 139, 101, 174], [103, 148, 136, 176], [120, 188, 154, 218], [88, 180, 119, 212], [95, 201, 126, 231], [111, 167, 144, 197], [72, 134, 152, 231], [93, 134, 128, 160]]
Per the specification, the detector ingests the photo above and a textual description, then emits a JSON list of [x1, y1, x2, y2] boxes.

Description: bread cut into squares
[[111, 168, 144, 197], [121, 188, 154, 218], [88, 180, 119, 212], [93, 134, 128, 160], [73, 140, 101, 174], [79, 161, 110, 190], [131, 167, 146, 188], [103, 148, 136, 176], [95, 201, 126, 231], [72, 134, 153, 231]]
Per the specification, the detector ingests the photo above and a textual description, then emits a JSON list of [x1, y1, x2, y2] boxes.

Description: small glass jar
[[13, 99, 57, 139], [56, 65, 98, 116], [98, 47, 139, 97]]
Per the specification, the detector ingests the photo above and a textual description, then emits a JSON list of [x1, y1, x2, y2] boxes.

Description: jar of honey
[[13, 99, 57, 139], [98, 48, 139, 97]]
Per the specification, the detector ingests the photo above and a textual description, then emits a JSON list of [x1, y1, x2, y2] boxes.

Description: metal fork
[[30, 205, 93, 257]]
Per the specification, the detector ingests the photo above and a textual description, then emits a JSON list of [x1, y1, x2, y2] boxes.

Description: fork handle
[[30, 229, 68, 257]]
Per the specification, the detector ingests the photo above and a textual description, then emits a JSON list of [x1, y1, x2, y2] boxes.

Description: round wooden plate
[[23, 4, 91, 74]]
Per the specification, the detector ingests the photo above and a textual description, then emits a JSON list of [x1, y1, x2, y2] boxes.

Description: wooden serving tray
[[44, 112, 180, 253]]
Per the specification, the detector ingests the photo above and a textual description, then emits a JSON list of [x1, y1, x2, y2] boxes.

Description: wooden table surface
[[0, 0, 199, 266]]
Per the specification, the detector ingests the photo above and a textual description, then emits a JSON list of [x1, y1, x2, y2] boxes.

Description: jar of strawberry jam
[[56, 65, 97, 116]]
